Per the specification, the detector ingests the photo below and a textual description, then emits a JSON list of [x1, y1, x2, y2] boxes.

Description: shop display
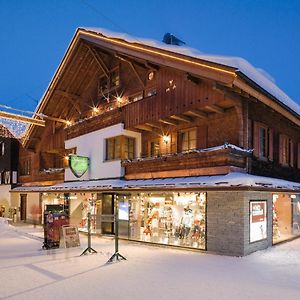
[[273, 194, 300, 244], [129, 192, 206, 249]]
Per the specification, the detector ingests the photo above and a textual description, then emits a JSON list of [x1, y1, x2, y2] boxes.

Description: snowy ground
[[0, 218, 300, 300]]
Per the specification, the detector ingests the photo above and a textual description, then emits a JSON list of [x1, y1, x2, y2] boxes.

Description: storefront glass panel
[[273, 193, 300, 244], [128, 192, 206, 249]]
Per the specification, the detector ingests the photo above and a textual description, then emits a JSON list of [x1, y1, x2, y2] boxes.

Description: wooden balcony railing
[[122, 145, 251, 179]]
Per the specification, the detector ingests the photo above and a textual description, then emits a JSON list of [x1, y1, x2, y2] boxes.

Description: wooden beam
[[55, 90, 81, 101], [135, 124, 153, 132], [88, 47, 109, 78], [170, 114, 192, 123], [0, 111, 45, 127], [145, 122, 161, 129], [159, 118, 178, 126], [115, 54, 145, 88], [205, 104, 225, 114], [184, 109, 207, 119]]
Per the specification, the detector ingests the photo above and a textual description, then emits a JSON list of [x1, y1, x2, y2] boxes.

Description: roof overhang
[[23, 28, 300, 147]]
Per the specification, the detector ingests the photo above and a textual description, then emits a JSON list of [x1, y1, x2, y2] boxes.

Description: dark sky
[[0, 0, 299, 112]]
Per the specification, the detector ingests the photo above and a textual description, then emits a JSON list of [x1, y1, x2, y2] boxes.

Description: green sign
[[69, 155, 89, 178]]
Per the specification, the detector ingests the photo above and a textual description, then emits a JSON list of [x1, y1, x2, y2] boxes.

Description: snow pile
[[81, 27, 300, 116]]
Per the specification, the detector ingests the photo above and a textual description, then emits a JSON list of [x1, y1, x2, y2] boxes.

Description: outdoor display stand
[[107, 197, 126, 263], [81, 212, 97, 255], [43, 209, 69, 249]]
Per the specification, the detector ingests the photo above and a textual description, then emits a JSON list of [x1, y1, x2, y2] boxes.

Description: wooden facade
[[18, 28, 300, 185]]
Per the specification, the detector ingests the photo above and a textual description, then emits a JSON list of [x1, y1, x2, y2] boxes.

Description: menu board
[[61, 226, 80, 248], [250, 201, 267, 243]]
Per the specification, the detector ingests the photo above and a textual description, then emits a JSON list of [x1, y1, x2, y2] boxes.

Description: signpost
[[69, 155, 89, 178]]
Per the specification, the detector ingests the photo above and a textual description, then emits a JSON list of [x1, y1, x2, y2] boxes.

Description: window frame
[[279, 134, 294, 167], [179, 128, 197, 152], [254, 121, 273, 161], [105, 135, 135, 161]]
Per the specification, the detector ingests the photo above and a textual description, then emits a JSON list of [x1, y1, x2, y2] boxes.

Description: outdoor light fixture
[[163, 135, 170, 144], [66, 120, 72, 126], [92, 107, 99, 113]]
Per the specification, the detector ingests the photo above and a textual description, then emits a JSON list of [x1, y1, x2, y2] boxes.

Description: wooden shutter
[[279, 134, 283, 165], [290, 140, 294, 167], [253, 121, 259, 158], [268, 128, 273, 161]]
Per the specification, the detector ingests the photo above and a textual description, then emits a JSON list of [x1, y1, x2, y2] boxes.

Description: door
[[20, 194, 27, 221], [101, 194, 114, 234]]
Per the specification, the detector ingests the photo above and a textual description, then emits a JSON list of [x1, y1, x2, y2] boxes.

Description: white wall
[[0, 185, 12, 218], [65, 123, 141, 181]]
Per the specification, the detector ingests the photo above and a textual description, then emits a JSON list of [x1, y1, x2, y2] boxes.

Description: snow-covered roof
[[81, 27, 300, 116], [11, 173, 300, 193]]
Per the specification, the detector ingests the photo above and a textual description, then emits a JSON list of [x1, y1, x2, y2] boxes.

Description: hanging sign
[[69, 155, 89, 178]]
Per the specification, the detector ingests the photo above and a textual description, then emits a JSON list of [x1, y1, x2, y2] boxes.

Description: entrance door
[[101, 194, 114, 234], [20, 194, 27, 221]]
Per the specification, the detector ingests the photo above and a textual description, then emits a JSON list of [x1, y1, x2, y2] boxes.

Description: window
[[250, 200, 267, 243], [20, 160, 31, 176], [98, 68, 120, 95], [106, 136, 135, 160], [124, 137, 135, 160], [180, 129, 197, 151], [149, 140, 160, 157], [280, 135, 294, 167], [128, 92, 143, 103], [254, 122, 273, 160], [146, 88, 157, 97], [0, 141, 4, 156]]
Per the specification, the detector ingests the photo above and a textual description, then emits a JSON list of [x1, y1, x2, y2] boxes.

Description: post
[[107, 194, 126, 263], [80, 212, 97, 256]]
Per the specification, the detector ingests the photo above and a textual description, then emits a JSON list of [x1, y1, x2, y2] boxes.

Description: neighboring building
[[11, 28, 300, 255], [0, 125, 19, 219]]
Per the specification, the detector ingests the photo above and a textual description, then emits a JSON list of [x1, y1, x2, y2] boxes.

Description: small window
[[106, 137, 121, 160], [180, 129, 197, 151], [280, 135, 294, 167], [254, 122, 273, 160], [149, 140, 160, 157], [21, 160, 31, 176], [0, 141, 4, 156], [146, 88, 157, 97], [129, 92, 143, 103]]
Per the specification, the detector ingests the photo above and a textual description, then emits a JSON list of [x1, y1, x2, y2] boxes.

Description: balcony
[[122, 144, 252, 179], [65, 108, 122, 140], [19, 169, 64, 186]]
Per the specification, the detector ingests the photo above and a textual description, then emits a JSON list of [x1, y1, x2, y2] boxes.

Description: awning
[[11, 173, 300, 193]]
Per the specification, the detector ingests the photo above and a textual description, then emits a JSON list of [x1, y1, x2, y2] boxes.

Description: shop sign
[[69, 155, 89, 178], [250, 200, 267, 243], [251, 202, 265, 223]]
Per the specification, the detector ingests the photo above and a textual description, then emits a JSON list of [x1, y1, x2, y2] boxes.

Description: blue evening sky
[[0, 0, 299, 112]]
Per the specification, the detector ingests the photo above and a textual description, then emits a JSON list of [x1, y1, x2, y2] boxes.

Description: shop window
[[129, 192, 206, 250], [105, 136, 135, 161], [0, 141, 4, 156], [273, 194, 300, 244], [249, 200, 267, 243], [180, 129, 197, 151], [254, 122, 273, 160], [279, 134, 294, 167]]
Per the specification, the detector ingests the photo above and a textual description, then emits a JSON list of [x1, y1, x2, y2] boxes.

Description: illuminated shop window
[[128, 192, 206, 250], [273, 194, 300, 244]]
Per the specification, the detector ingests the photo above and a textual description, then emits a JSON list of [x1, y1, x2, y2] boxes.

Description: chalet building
[[0, 125, 19, 219], [11, 28, 300, 256]]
